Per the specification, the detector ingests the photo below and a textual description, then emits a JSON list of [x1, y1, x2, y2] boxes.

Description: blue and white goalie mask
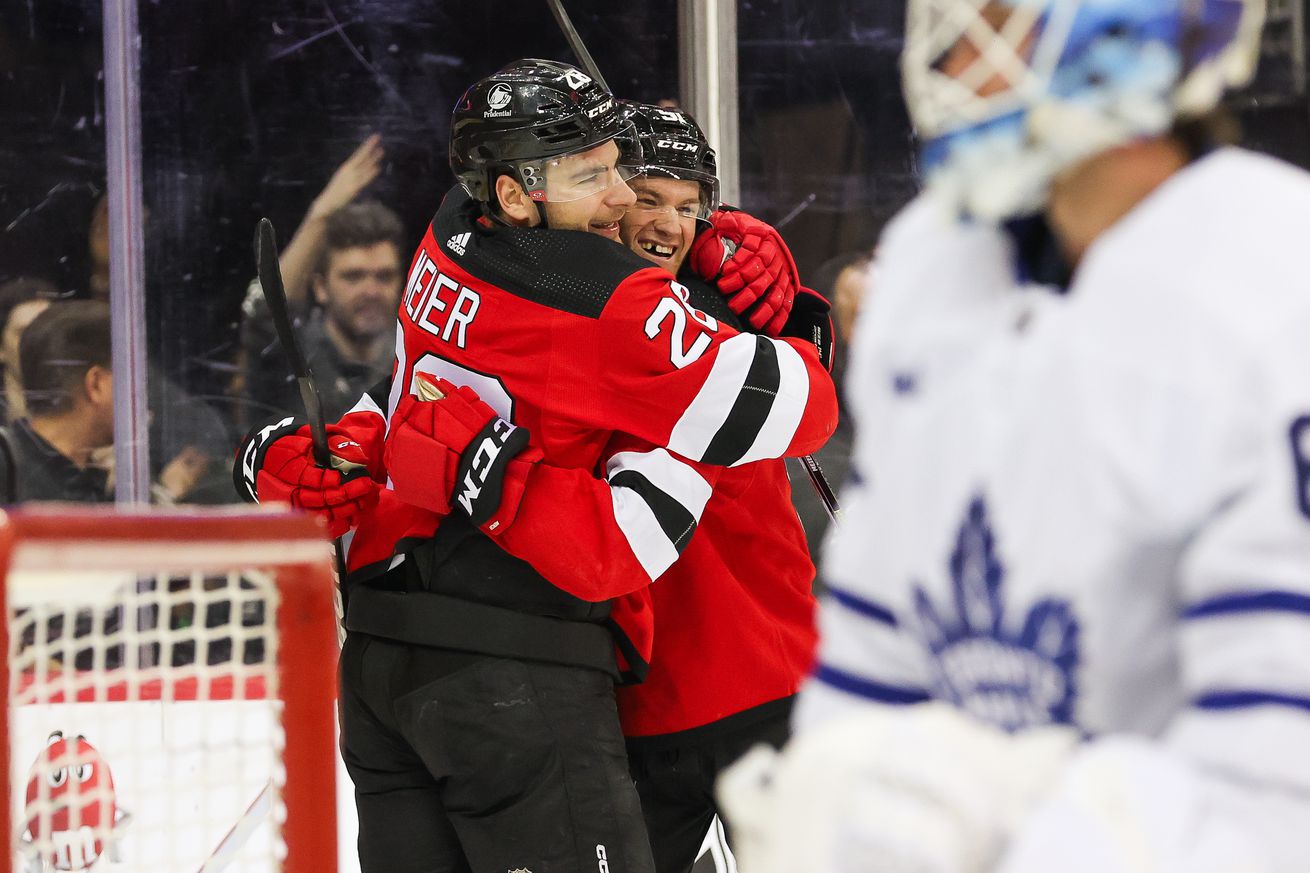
[[902, 0, 1267, 221]]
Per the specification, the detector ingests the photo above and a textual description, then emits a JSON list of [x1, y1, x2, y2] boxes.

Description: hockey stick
[[795, 450, 840, 524], [801, 423, 841, 523], [196, 781, 273, 873], [255, 219, 354, 576], [255, 219, 330, 466], [541, 0, 842, 525], [545, 0, 609, 90]]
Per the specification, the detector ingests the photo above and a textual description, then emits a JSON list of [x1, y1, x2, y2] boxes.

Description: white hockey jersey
[[798, 148, 1310, 871]]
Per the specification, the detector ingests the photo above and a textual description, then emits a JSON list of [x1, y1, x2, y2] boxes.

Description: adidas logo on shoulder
[[446, 231, 471, 256]]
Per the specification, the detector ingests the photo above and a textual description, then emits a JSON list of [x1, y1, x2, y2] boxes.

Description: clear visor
[[515, 133, 641, 204], [625, 170, 716, 221], [626, 202, 704, 223]]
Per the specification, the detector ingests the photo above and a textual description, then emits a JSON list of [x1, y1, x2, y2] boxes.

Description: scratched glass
[[733, 1, 918, 550], [0, 1, 676, 508], [2, 0, 1304, 514]]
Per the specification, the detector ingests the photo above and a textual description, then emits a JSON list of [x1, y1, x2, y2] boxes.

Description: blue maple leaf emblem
[[911, 496, 1079, 731]]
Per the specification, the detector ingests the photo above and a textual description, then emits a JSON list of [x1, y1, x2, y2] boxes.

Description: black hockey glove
[[779, 287, 835, 372]]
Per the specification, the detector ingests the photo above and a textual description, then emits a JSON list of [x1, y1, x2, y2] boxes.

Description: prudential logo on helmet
[[487, 83, 513, 111]]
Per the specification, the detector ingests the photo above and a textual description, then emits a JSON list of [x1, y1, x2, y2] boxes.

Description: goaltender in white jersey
[[718, 2, 1310, 873]]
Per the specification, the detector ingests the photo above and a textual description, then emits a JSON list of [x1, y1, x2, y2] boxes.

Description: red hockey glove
[[234, 417, 379, 538], [384, 374, 540, 534], [780, 287, 836, 373], [689, 209, 799, 336]]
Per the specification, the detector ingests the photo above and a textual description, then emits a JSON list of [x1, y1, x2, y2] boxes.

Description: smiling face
[[538, 140, 637, 241], [313, 241, 403, 344], [620, 176, 702, 276]]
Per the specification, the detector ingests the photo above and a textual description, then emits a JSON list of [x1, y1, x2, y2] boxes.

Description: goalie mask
[[625, 103, 721, 221], [903, 0, 1267, 221], [450, 58, 642, 208]]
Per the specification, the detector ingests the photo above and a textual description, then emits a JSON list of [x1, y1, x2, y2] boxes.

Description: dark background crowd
[[1, 0, 1307, 551]]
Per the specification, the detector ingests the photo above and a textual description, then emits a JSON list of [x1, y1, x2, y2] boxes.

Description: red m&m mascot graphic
[[21, 732, 124, 871]]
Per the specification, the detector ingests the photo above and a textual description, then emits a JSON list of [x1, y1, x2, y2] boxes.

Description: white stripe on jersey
[[667, 332, 756, 462], [606, 447, 713, 582], [1181, 611, 1310, 701], [735, 338, 811, 465], [386, 321, 406, 434], [384, 321, 406, 492]]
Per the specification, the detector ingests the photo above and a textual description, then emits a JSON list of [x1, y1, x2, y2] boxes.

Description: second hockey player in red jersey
[[597, 103, 837, 871]]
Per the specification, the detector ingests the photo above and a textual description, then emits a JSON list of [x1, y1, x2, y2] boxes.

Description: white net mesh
[[4, 513, 337, 873]]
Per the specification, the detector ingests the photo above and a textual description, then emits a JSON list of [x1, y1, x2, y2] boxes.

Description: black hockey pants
[[625, 698, 792, 873], [339, 632, 656, 873]]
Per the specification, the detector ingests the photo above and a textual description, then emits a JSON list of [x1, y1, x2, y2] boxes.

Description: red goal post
[[0, 507, 340, 873]]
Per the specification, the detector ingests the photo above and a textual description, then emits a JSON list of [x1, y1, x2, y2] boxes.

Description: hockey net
[[0, 508, 340, 873]]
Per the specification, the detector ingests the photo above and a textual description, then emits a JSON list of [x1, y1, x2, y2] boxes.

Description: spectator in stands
[[1, 301, 212, 503], [2, 300, 114, 502], [1, 182, 232, 502], [238, 135, 404, 423]]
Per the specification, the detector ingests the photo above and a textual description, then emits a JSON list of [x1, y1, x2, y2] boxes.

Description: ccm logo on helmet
[[655, 139, 696, 151], [585, 98, 614, 119]]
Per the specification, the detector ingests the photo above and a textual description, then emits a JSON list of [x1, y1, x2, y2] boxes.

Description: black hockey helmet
[[624, 103, 720, 219], [450, 58, 641, 207]]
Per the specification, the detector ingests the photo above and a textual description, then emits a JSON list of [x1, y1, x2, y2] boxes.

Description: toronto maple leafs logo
[[911, 495, 1079, 731]]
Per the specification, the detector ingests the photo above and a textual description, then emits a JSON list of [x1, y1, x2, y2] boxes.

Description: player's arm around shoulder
[[590, 267, 837, 467], [496, 432, 724, 599], [380, 368, 724, 600]]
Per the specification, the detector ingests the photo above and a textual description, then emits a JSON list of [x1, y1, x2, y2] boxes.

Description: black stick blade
[[545, 0, 609, 91], [256, 219, 304, 375], [254, 218, 330, 466]]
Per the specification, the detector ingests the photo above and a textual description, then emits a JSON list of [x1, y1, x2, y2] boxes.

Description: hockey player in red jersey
[[235, 60, 836, 873], [392, 104, 838, 872], [613, 104, 835, 872]]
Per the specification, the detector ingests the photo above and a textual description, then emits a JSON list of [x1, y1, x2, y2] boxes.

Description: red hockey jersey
[[499, 431, 821, 736], [342, 189, 836, 683], [468, 265, 827, 735], [615, 455, 819, 736]]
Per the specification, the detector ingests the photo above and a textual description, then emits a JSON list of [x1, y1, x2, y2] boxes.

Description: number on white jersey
[[409, 353, 515, 421]]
